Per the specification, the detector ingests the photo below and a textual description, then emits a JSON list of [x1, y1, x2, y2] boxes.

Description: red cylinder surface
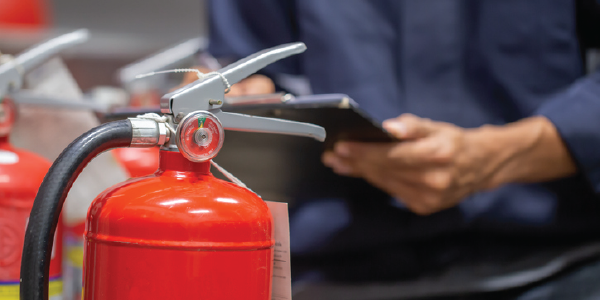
[[112, 147, 160, 177], [83, 150, 274, 300], [0, 136, 62, 298]]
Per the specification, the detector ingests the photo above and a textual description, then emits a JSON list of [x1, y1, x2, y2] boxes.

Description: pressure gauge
[[175, 111, 224, 162]]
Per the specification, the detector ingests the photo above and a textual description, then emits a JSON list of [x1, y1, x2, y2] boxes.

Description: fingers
[[383, 113, 438, 140], [226, 83, 246, 97], [242, 74, 276, 95], [226, 74, 276, 96], [321, 152, 362, 177], [369, 177, 435, 215], [326, 114, 455, 168], [323, 150, 461, 215], [348, 163, 454, 216], [333, 142, 396, 167], [333, 138, 452, 168], [324, 149, 453, 191]]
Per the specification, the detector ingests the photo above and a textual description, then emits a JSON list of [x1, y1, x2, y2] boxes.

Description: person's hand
[[176, 66, 275, 96], [322, 114, 489, 215], [322, 114, 576, 215]]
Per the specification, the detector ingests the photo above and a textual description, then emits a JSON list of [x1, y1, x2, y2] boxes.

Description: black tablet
[[217, 93, 393, 203], [222, 93, 397, 148]]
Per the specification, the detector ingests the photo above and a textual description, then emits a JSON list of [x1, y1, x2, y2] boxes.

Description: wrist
[[469, 117, 576, 190], [465, 124, 524, 190]]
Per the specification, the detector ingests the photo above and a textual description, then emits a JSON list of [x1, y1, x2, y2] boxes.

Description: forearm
[[471, 116, 577, 190]]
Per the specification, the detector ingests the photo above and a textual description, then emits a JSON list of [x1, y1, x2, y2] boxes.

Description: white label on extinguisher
[[0, 150, 18, 164], [265, 201, 292, 300]]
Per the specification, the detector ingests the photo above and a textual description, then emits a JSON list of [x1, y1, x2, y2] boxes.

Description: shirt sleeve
[[536, 69, 600, 193], [207, 0, 301, 76]]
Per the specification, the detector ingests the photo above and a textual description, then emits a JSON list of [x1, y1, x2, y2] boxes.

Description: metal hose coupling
[[129, 113, 172, 147]]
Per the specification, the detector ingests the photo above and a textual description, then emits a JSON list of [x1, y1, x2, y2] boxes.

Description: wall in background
[[51, 0, 206, 43], [45, 0, 207, 89]]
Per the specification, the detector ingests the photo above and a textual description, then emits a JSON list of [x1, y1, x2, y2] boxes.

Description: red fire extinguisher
[[21, 43, 325, 300], [0, 98, 62, 299], [112, 147, 160, 177], [0, 30, 88, 300], [0, 0, 48, 29]]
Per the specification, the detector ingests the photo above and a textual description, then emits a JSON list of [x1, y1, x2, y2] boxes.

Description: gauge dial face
[[176, 111, 224, 162]]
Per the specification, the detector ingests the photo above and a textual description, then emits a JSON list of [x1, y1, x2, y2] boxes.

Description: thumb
[[383, 113, 437, 139]]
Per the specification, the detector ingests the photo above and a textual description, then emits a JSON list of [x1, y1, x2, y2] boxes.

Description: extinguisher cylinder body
[[0, 136, 62, 297], [83, 150, 274, 300]]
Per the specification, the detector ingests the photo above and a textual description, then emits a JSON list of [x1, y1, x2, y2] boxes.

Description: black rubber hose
[[20, 120, 132, 300]]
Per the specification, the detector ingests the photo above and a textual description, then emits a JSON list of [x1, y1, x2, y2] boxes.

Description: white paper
[[265, 201, 292, 300]]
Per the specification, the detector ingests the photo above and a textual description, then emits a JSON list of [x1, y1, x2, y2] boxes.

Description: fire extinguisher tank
[[0, 136, 63, 285], [0, 97, 63, 299], [83, 150, 274, 300]]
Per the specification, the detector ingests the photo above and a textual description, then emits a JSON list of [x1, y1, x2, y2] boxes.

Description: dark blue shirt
[[208, 0, 600, 291]]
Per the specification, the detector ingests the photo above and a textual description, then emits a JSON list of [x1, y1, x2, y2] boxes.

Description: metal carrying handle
[[13, 29, 89, 75], [218, 42, 306, 87], [214, 111, 326, 142], [160, 42, 325, 142], [161, 42, 306, 114], [0, 29, 89, 98]]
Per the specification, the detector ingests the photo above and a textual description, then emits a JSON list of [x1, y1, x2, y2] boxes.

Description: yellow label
[[67, 245, 84, 268], [0, 278, 62, 299], [49, 279, 63, 298]]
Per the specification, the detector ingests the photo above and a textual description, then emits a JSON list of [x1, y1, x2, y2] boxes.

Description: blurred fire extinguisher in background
[[0, 98, 63, 299], [0, 30, 106, 300], [0, 0, 49, 29], [112, 147, 160, 177]]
